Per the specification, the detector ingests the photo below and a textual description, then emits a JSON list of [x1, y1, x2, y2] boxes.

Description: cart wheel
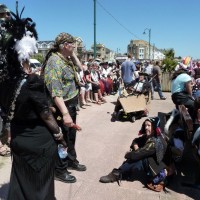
[[131, 116, 136, 122]]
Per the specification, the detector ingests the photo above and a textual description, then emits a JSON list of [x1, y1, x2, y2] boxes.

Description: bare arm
[[86, 74, 99, 85], [71, 51, 83, 71], [85, 75, 92, 83]]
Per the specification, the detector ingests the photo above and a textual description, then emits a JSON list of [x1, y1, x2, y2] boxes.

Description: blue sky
[[2, 0, 200, 59]]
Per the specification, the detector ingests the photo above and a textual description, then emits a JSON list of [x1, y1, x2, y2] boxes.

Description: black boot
[[99, 168, 122, 185]]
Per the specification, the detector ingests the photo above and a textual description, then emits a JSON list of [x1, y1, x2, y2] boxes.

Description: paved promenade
[[0, 92, 200, 200]]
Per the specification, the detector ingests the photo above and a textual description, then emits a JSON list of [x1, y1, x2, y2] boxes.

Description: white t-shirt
[[144, 65, 153, 75], [102, 67, 112, 78], [134, 81, 144, 92]]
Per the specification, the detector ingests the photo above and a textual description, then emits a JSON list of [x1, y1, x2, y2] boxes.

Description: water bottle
[[58, 144, 68, 159]]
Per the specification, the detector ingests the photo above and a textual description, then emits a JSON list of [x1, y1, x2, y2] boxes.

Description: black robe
[[0, 75, 57, 200]]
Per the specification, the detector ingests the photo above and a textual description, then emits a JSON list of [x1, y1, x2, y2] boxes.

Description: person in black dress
[[0, 4, 63, 200]]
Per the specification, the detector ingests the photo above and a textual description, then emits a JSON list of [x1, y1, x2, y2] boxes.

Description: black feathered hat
[[0, 1, 38, 79], [0, 1, 39, 121]]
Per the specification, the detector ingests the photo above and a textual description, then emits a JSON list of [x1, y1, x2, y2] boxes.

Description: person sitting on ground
[[99, 117, 171, 192]]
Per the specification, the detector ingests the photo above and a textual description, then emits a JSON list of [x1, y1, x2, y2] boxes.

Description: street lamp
[[117, 48, 120, 54], [94, 0, 97, 59], [143, 28, 151, 60]]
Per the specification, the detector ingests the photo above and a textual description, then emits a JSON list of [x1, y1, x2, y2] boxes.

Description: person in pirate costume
[[0, 2, 65, 200], [43, 32, 86, 183], [99, 117, 172, 192]]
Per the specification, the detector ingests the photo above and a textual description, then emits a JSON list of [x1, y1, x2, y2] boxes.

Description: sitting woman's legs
[[119, 160, 146, 174]]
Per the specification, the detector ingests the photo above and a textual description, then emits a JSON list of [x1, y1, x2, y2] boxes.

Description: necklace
[[7, 78, 27, 121]]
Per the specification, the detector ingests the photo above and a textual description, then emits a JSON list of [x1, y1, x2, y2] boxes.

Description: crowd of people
[[0, 2, 200, 200], [99, 59, 200, 192]]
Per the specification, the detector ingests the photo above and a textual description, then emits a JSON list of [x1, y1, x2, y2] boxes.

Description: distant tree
[[177, 56, 182, 60], [163, 48, 175, 59], [161, 58, 177, 72], [161, 48, 177, 72]]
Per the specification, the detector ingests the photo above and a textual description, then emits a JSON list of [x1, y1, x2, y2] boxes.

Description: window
[[42, 44, 47, 48], [139, 54, 144, 59], [139, 48, 144, 53]]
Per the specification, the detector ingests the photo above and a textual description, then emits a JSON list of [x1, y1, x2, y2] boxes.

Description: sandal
[[0, 144, 11, 157], [146, 182, 164, 192]]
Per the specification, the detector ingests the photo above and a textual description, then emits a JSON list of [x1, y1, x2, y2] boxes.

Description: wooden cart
[[118, 93, 151, 122]]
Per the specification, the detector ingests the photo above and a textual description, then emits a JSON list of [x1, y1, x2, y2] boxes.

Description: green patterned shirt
[[44, 52, 79, 101]]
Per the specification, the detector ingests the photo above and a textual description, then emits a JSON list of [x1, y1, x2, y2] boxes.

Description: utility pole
[[94, 0, 96, 59], [143, 28, 151, 60]]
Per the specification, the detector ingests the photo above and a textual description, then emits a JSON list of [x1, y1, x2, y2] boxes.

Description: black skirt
[[7, 123, 57, 200]]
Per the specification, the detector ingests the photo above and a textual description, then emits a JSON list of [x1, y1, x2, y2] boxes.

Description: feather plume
[[14, 32, 38, 64]]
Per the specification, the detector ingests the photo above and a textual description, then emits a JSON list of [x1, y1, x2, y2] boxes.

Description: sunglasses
[[64, 42, 75, 47], [6, 12, 10, 16]]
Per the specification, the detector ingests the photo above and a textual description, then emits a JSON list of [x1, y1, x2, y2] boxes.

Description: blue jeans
[[119, 159, 148, 174], [152, 80, 164, 98]]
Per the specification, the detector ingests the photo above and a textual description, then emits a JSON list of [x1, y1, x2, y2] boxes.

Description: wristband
[[62, 111, 69, 116], [54, 127, 63, 138]]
